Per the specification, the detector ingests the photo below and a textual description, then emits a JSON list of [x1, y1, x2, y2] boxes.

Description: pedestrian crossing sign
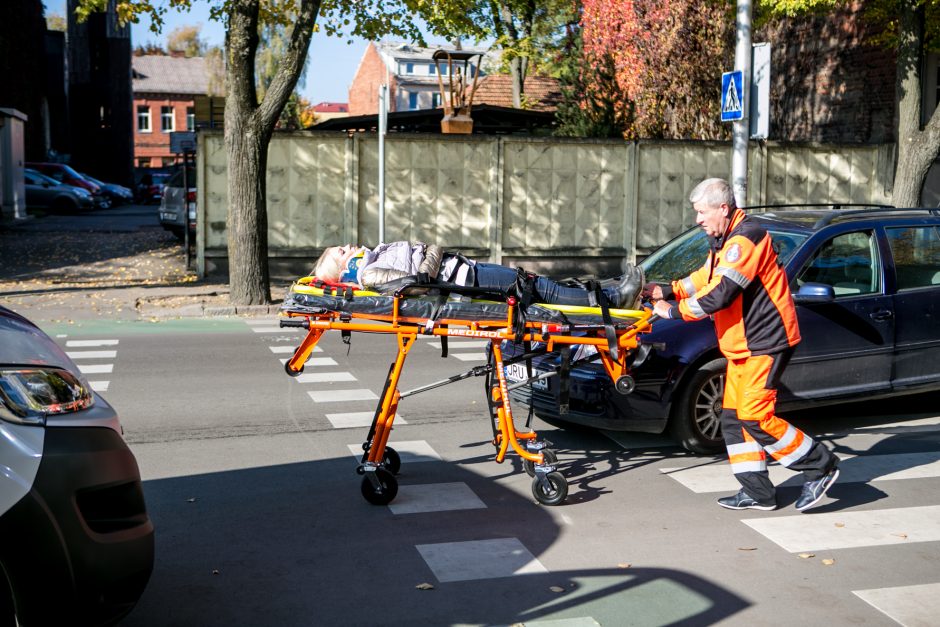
[[721, 70, 744, 122]]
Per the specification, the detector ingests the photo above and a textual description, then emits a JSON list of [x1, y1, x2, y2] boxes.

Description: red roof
[[472, 76, 561, 111], [313, 102, 349, 113]]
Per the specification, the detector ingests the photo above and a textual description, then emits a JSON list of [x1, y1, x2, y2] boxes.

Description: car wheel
[[669, 358, 727, 453]]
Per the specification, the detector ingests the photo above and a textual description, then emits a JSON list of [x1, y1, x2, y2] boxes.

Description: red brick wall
[[759, 1, 896, 143], [348, 44, 400, 115], [133, 94, 195, 167]]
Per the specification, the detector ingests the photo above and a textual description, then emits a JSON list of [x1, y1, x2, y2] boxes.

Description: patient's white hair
[[312, 247, 345, 281], [689, 178, 736, 210]]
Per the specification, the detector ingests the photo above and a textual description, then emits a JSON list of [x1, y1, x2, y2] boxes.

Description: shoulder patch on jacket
[[725, 243, 742, 263]]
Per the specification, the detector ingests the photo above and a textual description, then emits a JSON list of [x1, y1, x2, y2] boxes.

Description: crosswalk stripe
[[326, 411, 407, 428], [308, 389, 378, 403], [269, 345, 322, 354], [742, 505, 940, 552], [415, 538, 547, 582], [294, 372, 357, 383], [451, 353, 486, 361], [66, 350, 117, 359], [66, 339, 119, 347], [89, 381, 110, 392], [427, 340, 491, 349], [279, 357, 338, 367], [346, 440, 441, 462], [853, 582, 940, 627], [662, 451, 940, 493], [387, 482, 486, 515], [77, 364, 113, 374]]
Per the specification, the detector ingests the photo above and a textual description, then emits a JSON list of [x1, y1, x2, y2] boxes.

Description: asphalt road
[[42, 316, 940, 627]]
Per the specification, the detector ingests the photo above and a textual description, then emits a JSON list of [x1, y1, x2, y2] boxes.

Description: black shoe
[[795, 466, 840, 512], [616, 262, 645, 309], [717, 489, 776, 511]]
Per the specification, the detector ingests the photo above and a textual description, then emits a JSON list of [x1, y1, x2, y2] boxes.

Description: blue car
[[504, 206, 940, 453]]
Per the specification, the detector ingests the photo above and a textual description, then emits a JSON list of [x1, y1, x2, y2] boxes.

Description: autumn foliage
[[578, 0, 735, 139]]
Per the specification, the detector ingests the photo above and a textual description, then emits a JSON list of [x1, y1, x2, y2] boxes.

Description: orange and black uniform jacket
[[661, 209, 801, 359]]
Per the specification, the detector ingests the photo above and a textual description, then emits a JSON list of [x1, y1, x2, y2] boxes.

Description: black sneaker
[[795, 466, 840, 512], [615, 263, 645, 309], [717, 489, 776, 511]]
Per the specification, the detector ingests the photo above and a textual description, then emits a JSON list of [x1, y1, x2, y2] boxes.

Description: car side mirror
[[793, 282, 835, 304]]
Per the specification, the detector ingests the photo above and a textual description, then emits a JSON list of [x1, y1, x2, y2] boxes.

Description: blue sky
[[45, 1, 456, 105]]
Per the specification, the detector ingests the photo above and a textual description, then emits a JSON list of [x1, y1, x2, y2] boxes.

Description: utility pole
[[731, 0, 753, 208], [378, 84, 387, 244]]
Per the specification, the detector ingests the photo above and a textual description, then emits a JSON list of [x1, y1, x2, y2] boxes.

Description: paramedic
[[313, 242, 645, 309], [646, 178, 839, 512]]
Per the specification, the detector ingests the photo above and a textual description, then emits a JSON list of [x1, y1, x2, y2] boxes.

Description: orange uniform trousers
[[721, 349, 837, 503]]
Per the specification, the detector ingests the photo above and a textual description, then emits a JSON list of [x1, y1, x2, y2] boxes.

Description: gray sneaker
[[717, 489, 776, 511], [795, 466, 840, 512]]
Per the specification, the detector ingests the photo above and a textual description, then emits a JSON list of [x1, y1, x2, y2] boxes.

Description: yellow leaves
[[415, 583, 434, 590], [821, 558, 835, 566], [798, 553, 815, 559]]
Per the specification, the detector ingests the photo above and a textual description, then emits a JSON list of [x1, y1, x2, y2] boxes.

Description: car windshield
[[25, 169, 60, 186], [640, 225, 808, 283]]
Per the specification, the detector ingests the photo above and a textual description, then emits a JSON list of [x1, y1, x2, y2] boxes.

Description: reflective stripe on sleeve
[[681, 276, 696, 296], [716, 266, 751, 289], [686, 296, 707, 318]]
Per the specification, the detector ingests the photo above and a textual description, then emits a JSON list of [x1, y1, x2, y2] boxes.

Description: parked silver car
[[158, 165, 196, 240], [23, 168, 94, 212]]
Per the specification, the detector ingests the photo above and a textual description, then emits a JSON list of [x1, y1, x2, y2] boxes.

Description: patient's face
[[327, 245, 358, 267]]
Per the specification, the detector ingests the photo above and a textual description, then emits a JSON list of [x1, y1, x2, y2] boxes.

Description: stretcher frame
[[279, 280, 656, 506]]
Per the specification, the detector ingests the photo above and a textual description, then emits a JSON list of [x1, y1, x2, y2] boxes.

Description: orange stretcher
[[279, 276, 657, 506]]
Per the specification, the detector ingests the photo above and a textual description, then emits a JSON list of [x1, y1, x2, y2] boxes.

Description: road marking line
[[743, 505, 940, 552], [326, 411, 407, 428], [66, 339, 119, 347], [308, 389, 378, 403], [415, 538, 547, 583], [269, 345, 322, 354], [294, 372, 357, 383], [426, 340, 491, 349], [452, 353, 487, 361], [279, 357, 338, 367], [662, 451, 940, 493], [77, 364, 114, 374], [89, 381, 110, 392], [347, 440, 440, 462], [66, 350, 118, 359], [388, 482, 486, 515], [854, 583, 940, 627]]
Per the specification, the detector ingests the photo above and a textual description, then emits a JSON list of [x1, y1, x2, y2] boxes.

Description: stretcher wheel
[[523, 449, 557, 477], [284, 359, 304, 377], [531, 472, 568, 506], [383, 447, 401, 475], [361, 468, 398, 505]]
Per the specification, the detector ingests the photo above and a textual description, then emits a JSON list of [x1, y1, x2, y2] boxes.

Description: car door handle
[[869, 309, 894, 321]]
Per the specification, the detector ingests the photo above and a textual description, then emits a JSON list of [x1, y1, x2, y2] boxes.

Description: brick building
[[131, 53, 207, 168], [311, 102, 349, 125], [348, 41, 491, 115]]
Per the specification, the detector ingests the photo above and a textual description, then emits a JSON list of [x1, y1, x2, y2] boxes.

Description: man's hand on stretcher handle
[[642, 283, 673, 320]]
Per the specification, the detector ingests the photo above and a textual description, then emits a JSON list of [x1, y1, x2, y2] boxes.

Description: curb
[[139, 304, 282, 319]]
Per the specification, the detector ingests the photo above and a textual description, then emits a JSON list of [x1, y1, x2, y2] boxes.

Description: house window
[[429, 63, 436, 75], [161, 106, 174, 132], [432, 93, 441, 108], [137, 105, 151, 133], [187, 106, 195, 131], [405, 62, 414, 74], [408, 92, 418, 110]]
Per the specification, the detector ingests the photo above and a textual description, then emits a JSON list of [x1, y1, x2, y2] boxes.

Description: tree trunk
[[893, 0, 940, 207], [224, 0, 320, 305]]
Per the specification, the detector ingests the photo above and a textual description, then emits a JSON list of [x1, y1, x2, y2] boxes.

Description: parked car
[[0, 306, 154, 624], [23, 168, 95, 212], [158, 165, 196, 240], [135, 170, 172, 205], [26, 162, 111, 209], [82, 173, 133, 205], [504, 206, 940, 453]]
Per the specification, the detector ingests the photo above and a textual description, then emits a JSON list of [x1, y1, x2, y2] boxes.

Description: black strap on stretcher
[[585, 280, 619, 362]]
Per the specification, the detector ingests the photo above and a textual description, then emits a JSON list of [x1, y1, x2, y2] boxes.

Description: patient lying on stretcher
[[313, 241, 644, 309]]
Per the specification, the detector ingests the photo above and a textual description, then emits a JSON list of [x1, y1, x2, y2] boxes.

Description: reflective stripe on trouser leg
[[733, 352, 836, 481], [721, 362, 775, 503]]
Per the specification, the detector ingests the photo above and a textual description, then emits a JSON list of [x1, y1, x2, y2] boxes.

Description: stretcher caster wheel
[[361, 468, 398, 505], [531, 472, 567, 506], [523, 449, 557, 477], [383, 447, 401, 475], [284, 360, 304, 377]]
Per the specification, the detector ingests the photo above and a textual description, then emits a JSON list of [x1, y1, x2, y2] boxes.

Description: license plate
[[160, 212, 176, 221], [504, 363, 548, 391]]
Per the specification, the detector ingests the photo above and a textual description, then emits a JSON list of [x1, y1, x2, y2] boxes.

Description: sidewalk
[[0, 212, 286, 322]]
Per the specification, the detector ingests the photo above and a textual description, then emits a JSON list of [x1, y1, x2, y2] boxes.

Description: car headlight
[[0, 368, 94, 426]]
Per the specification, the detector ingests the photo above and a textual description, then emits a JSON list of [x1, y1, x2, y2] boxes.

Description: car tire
[[668, 357, 727, 454]]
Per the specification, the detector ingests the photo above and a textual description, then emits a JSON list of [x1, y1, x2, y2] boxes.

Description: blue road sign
[[721, 70, 744, 122]]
